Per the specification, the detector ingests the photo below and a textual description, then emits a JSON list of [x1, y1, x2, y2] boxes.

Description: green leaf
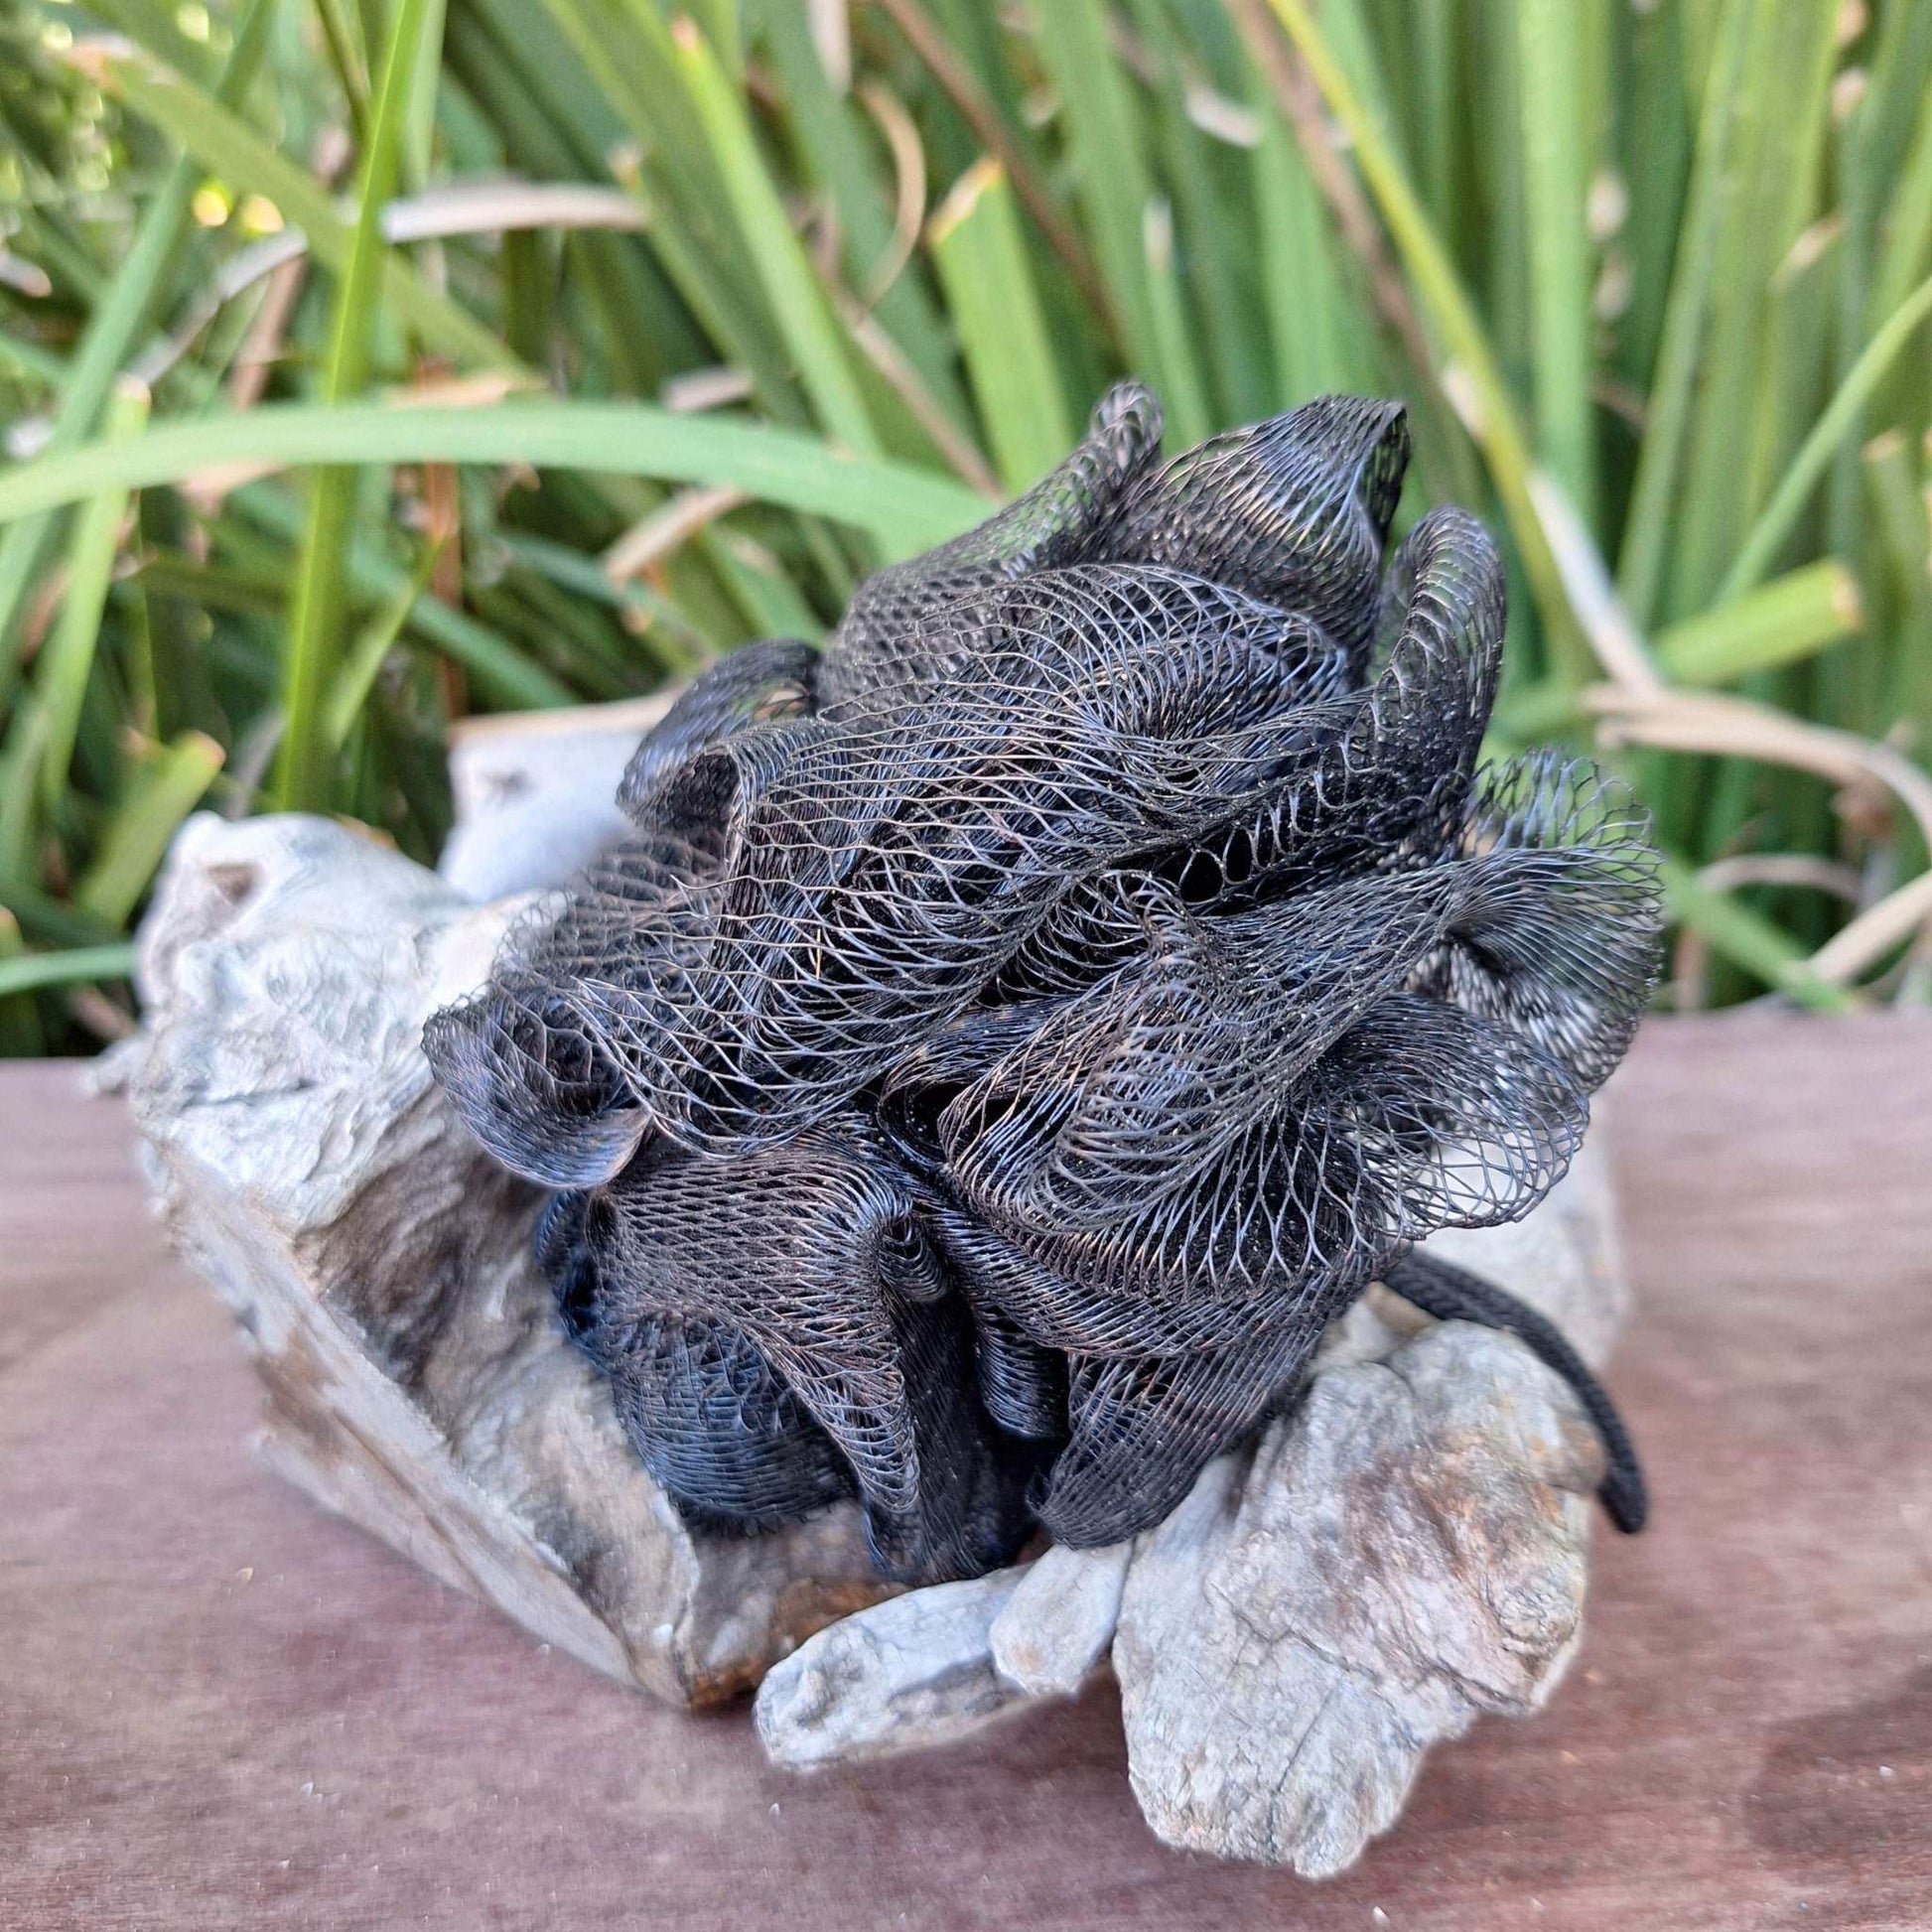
[[0, 0, 277, 688], [1140, 196, 1213, 448], [1663, 0, 1839, 619], [0, 335, 69, 388], [1248, 68, 1354, 403], [75, 730, 224, 926], [928, 159, 1073, 491], [324, 541, 447, 752], [314, 0, 373, 138], [0, 941, 139, 1000], [79, 32, 513, 375], [1516, 0, 1599, 523], [1721, 271, 1932, 602], [754, 0, 969, 423], [19, 380, 151, 828], [1870, 61, 1932, 330], [1264, 0, 1583, 680], [1031, 0, 1167, 387], [228, 484, 576, 709], [668, 15, 883, 458], [0, 910, 47, 1056], [1653, 562, 1864, 686], [275, 0, 441, 811], [1491, 562, 1865, 741], [1660, 855, 1857, 1012], [1614, 0, 1751, 625], [0, 401, 989, 558], [1864, 431, 1932, 744]]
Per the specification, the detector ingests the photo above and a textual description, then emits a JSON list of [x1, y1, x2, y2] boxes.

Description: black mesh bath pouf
[[426, 384, 1663, 1586]]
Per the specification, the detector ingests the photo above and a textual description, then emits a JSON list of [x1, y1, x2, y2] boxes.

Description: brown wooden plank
[[0, 1061, 152, 1379], [1, 1015, 1928, 1930]]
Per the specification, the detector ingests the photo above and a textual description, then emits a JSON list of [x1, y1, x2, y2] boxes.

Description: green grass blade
[[228, 484, 576, 709], [0, 879, 122, 950], [0, 336, 68, 388], [1870, 66, 1932, 328], [1857, 0, 1932, 199], [314, 0, 372, 138], [76, 0, 221, 79], [1408, 0, 1455, 235], [710, 528, 826, 642], [0, 911, 47, 1056], [1516, 0, 1597, 522], [928, 159, 1073, 491], [1128, 0, 1269, 424], [1492, 561, 1864, 742], [0, 401, 989, 557], [402, 0, 448, 189], [1653, 562, 1864, 686], [1613, 0, 1751, 624], [1661, 855, 1857, 1012], [668, 16, 883, 458], [1140, 196, 1214, 447], [1264, 0, 1580, 677], [1744, 220, 1842, 530], [529, 0, 798, 411], [31, 379, 150, 820], [1864, 431, 1932, 743], [0, 705, 51, 889], [754, 1, 970, 424], [275, 0, 439, 811], [1031, 0, 1165, 381], [1721, 271, 1932, 602], [1247, 69, 1354, 401], [494, 531, 712, 663], [75, 730, 224, 926], [0, 941, 139, 1000], [324, 543, 446, 753], [1618, 1, 1695, 399], [872, 0, 1115, 328], [1663, 0, 1838, 620], [687, 0, 742, 81]]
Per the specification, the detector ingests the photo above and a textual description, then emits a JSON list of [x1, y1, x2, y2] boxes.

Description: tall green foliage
[[3, 0, 1931, 1047]]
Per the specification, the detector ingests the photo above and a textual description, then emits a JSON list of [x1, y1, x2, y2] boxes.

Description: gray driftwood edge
[[120, 709, 1633, 1879]]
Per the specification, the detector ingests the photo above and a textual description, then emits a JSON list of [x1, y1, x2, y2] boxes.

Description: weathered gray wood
[[989, 1541, 1132, 1697], [125, 810, 887, 1708], [754, 1313, 1607, 1876], [438, 695, 671, 900], [756, 1570, 1029, 1769], [1115, 1323, 1599, 1875], [749, 1135, 1625, 1878]]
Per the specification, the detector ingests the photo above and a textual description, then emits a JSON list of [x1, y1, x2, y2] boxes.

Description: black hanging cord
[[1382, 1249, 1648, 1534]]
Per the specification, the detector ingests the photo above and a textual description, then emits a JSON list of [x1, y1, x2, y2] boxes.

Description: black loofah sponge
[[426, 385, 1662, 1584]]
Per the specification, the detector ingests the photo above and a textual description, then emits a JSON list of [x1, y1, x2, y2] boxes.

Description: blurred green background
[[2, 0, 1929, 1052]]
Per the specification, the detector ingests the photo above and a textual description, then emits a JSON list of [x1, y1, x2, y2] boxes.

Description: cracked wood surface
[[2, 1013, 1929, 1929]]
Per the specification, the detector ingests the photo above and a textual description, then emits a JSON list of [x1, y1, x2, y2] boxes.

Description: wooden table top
[[3, 1014, 1929, 1931]]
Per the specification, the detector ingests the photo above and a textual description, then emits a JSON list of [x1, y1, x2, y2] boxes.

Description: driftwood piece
[[756, 1569, 1028, 1770], [127, 811, 888, 1708], [989, 1541, 1131, 1697], [438, 697, 667, 902], [1114, 1321, 1600, 1874]]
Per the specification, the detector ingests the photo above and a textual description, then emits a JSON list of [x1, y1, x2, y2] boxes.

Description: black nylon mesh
[[425, 383, 1663, 1581]]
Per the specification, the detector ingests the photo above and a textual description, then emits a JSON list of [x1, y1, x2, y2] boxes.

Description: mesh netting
[[425, 383, 1663, 1583]]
